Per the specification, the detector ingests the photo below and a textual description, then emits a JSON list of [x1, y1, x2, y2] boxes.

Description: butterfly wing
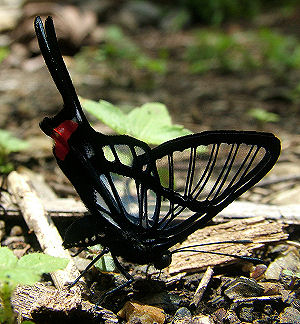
[[139, 130, 281, 248]]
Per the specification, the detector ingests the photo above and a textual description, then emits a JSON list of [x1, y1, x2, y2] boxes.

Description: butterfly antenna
[[34, 16, 87, 123], [171, 240, 263, 263]]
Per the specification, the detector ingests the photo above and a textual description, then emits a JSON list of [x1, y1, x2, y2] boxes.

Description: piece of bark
[[169, 216, 288, 275], [7, 171, 82, 288], [12, 283, 118, 323]]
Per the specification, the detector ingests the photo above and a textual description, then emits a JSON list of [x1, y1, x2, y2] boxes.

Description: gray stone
[[224, 277, 264, 299], [279, 306, 300, 324]]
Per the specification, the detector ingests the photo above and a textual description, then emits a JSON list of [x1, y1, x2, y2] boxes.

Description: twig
[[234, 295, 282, 303], [255, 174, 300, 187], [7, 171, 82, 289], [190, 266, 214, 308]]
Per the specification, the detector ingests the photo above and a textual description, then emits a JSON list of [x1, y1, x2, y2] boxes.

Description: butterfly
[[34, 16, 281, 299]]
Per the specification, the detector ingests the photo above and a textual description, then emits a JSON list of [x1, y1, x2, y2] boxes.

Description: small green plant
[[0, 47, 9, 64], [76, 25, 166, 74], [178, 0, 261, 25], [259, 28, 300, 72], [173, 0, 298, 26], [185, 28, 300, 74], [185, 29, 257, 74], [80, 98, 192, 145], [0, 247, 68, 323], [248, 108, 280, 127], [0, 129, 29, 173]]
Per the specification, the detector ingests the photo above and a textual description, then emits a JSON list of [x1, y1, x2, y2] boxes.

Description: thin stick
[[7, 171, 82, 289], [190, 266, 214, 308]]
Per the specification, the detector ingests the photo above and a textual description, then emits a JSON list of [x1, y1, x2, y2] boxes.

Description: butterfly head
[[152, 250, 172, 270]]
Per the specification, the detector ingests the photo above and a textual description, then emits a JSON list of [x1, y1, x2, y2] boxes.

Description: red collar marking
[[51, 120, 78, 160]]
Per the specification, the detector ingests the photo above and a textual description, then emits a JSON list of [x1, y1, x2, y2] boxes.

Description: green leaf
[[248, 108, 280, 123], [0, 247, 17, 269], [87, 245, 117, 273], [0, 268, 41, 286], [81, 99, 128, 134], [81, 98, 192, 145], [18, 253, 69, 274], [0, 129, 29, 154], [94, 254, 116, 273], [0, 47, 9, 64], [0, 248, 68, 287]]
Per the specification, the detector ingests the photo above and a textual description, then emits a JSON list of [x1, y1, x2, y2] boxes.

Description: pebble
[[10, 225, 23, 236], [191, 314, 214, 324], [117, 0, 161, 29], [260, 281, 281, 295], [172, 307, 191, 323], [265, 249, 300, 281], [2, 235, 25, 246], [117, 301, 165, 324], [280, 269, 300, 290], [224, 310, 242, 324], [279, 306, 300, 324], [250, 264, 267, 281], [224, 277, 264, 299], [291, 298, 300, 311], [238, 304, 254, 322]]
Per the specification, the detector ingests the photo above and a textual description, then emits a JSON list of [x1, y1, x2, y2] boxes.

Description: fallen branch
[[7, 171, 82, 289]]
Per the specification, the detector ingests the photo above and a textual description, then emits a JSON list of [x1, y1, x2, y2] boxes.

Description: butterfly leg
[[145, 264, 152, 278], [95, 255, 134, 306], [70, 246, 110, 287], [71, 247, 85, 257]]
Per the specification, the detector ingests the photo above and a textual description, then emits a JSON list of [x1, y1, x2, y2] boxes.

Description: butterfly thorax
[[101, 228, 172, 269]]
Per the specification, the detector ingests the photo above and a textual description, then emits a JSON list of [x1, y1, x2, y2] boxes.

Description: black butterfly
[[35, 16, 281, 298]]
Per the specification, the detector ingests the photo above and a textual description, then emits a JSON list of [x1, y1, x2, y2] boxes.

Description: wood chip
[[169, 217, 288, 275], [12, 283, 118, 323]]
